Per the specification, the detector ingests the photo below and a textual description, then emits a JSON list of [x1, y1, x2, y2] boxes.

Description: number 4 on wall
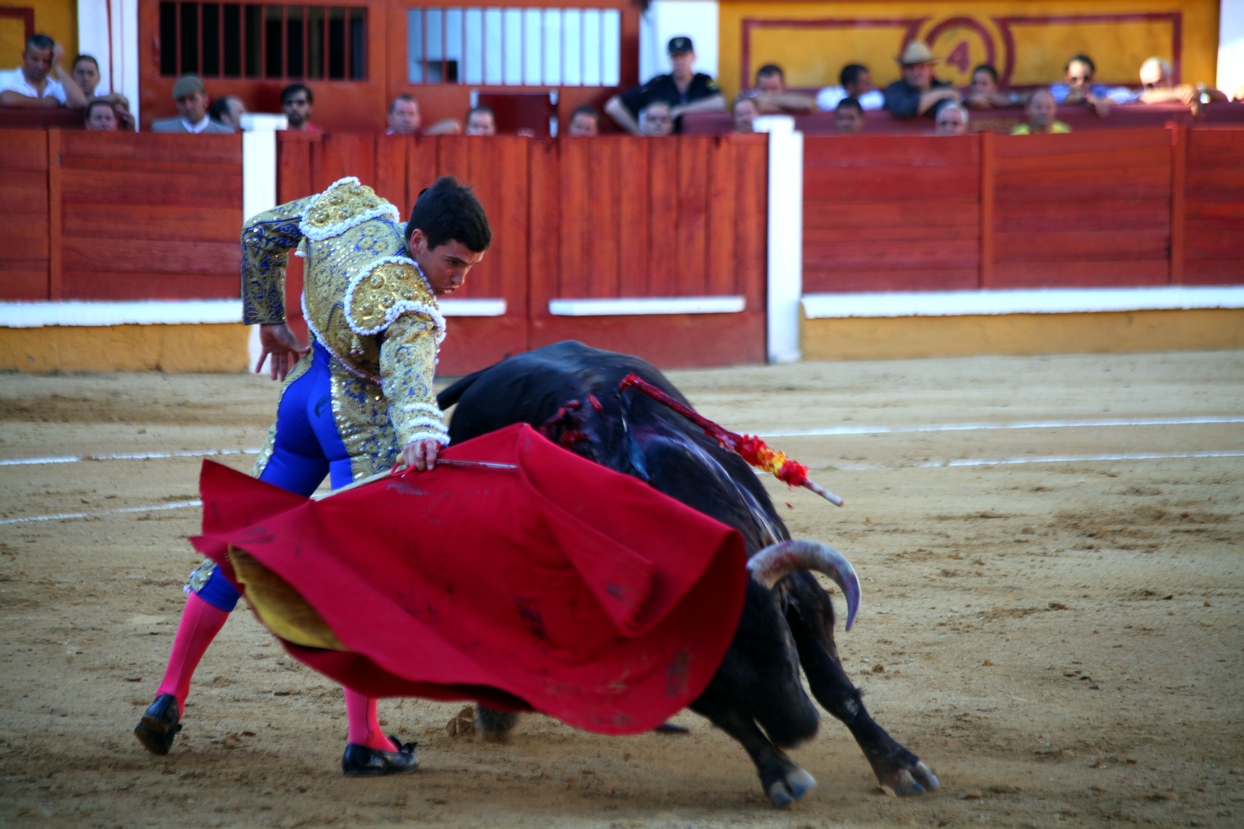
[[945, 40, 971, 72]]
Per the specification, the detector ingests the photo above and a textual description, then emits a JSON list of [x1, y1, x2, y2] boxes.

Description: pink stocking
[[345, 688, 393, 751], [156, 592, 230, 717]]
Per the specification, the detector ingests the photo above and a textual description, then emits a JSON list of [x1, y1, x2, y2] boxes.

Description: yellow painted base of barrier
[[0, 324, 250, 373], [802, 309, 1244, 361]]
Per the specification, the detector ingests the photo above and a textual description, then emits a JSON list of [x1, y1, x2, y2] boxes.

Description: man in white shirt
[[151, 75, 235, 133], [817, 63, 885, 113], [0, 34, 86, 110]]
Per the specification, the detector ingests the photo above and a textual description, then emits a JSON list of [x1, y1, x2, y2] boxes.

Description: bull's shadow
[[437, 341, 938, 808]]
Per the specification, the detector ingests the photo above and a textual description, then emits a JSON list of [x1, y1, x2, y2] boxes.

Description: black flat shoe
[[342, 735, 419, 777], [134, 694, 182, 756]]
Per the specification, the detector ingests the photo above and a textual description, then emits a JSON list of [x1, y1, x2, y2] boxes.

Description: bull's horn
[[748, 540, 861, 631]]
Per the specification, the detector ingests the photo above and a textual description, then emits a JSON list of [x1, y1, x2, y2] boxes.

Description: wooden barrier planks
[[527, 133, 767, 368], [0, 131, 51, 300], [991, 129, 1173, 288], [1183, 128, 1244, 284], [803, 134, 981, 293], [55, 132, 244, 300]]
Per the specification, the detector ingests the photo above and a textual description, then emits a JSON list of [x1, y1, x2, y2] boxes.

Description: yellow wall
[[0, 325, 250, 373], [801, 309, 1244, 361], [720, 0, 1220, 101], [0, 0, 77, 69]]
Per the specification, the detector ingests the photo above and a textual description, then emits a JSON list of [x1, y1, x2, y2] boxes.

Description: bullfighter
[[134, 175, 492, 776]]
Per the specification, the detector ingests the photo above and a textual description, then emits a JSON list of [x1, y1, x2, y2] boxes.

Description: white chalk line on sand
[[834, 450, 1244, 472], [4, 450, 1241, 526], [0, 448, 261, 467], [1, 500, 201, 526], [757, 415, 1244, 439], [3, 416, 1240, 470]]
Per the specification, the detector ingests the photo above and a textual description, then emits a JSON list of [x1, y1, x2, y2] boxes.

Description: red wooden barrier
[[0, 131, 50, 300], [0, 130, 243, 303], [990, 128, 1173, 288], [527, 134, 768, 366], [275, 132, 768, 372], [803, 134, 981, 292], [1183, 127, 1244, 284], [57, 132, 243, 300], [4, 127, 1241, 373]]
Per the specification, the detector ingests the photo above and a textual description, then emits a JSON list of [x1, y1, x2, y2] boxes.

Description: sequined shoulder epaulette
[[300, 176, 401, 242], [344, 256, 446, 342]]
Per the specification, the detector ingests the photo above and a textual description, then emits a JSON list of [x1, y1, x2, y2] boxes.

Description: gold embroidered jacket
[[241, 176, 449, 448]]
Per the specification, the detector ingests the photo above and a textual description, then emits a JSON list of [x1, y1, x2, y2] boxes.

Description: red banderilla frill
[[618, 374, 844, 507]]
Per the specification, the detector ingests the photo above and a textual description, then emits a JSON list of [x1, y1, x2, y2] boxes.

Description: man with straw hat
[[883, 41, 961, 120]]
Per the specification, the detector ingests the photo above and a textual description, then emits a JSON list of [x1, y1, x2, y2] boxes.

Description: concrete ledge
[[802, 287, 1244, 319], [439, 298, 508, 317], [0, 300, 243, 328], [0, 323, 250, 373], [802, 308, 1244, 361], [549, 296, 746, 316]]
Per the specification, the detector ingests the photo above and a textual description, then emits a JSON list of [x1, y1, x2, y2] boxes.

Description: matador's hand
[[255, 323, 310, 381], [397, 439, 439, 472]]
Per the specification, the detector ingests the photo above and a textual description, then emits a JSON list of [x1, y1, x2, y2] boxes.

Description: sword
[[317, 458, 517, 499]]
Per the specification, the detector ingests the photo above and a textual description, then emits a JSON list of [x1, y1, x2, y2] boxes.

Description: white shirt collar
[[182, 115, 211, 133]]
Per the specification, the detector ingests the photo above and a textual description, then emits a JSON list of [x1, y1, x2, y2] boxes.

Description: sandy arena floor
[[0, 350, 1241, 828]]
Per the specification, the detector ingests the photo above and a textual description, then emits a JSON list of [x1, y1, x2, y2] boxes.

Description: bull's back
[[439, 341, 683, 442]]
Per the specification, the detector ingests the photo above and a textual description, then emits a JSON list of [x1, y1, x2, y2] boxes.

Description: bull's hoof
[[879, 760, 939, 797], [766, 766, 816, 808], [474, 706, 519, 743]]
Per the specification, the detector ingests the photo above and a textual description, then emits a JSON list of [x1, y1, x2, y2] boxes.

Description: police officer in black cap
[[604, 36, 724, 135]]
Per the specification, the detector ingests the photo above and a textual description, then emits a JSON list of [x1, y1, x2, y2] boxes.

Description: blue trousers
[[198, 343, 355, 611]]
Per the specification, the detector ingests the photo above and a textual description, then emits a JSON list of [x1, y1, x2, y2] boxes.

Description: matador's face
[[408, 229, 485, 296]]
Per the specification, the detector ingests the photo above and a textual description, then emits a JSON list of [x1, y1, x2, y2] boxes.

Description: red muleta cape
[[192, 423, 748, 735]]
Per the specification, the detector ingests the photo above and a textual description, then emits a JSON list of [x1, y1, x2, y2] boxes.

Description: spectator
[[71, 54, 132, 128], [84, 98, 118, 131], [935, 102, 969, 135], [1011, 89, 1070, 135], [566, 105, 599, 136], [208, 95, 246, 130], [964, 64, 1023, 109], [1049, 54, 1124, 116], [0, 34, 86, 110], [748, 64, 814, 114], [385, 94, 460, 135], [151, 76, 233, 133], [465, 105, 496, 136], [281, 83, 320, 132], [833, 97, 865, 134], [732, 95, 758, 132], [817, 63, 885, 112], [883, 42, 959, 120], [604, 36, 724, 135], [639, 101, 674, 137], [1136, 57, 1227, 114]]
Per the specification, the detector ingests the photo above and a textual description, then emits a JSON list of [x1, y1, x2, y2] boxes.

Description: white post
[[1220, 0, 1244, 98], [115, 0, 140, 126], [77, 0, 111, 92], [241, 113, 289, 369], [240, 113, 287, 221], [756, 115, 803, 364]]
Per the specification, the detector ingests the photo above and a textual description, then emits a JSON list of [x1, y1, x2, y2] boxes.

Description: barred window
[[407, 8, 620, 86], [158, 2, 366, 80]]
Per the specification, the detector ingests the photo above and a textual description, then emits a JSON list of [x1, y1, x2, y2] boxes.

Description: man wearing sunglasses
[[1049, 55, 1128, 116], [1136, 57, 1227, 115]]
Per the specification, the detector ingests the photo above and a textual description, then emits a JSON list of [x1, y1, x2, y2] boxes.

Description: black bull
[[437, 341, 938, 807]]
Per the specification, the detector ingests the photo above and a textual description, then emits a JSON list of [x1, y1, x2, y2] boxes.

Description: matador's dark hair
[[405, 176, 492, 253]]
